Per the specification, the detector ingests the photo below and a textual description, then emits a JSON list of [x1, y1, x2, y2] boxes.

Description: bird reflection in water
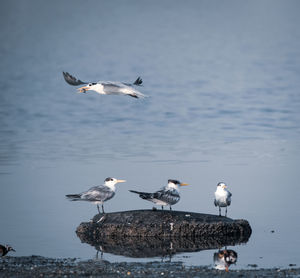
[[213, 249, 238, 272], [95, 246, 104, 260], [94, 240, 176, 262]]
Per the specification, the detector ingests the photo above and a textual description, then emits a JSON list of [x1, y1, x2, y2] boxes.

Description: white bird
[[66, 177, 126, 214], [129, 179, 189, 210], [63, 72, 146, 98], [214, 182, 232, 217]]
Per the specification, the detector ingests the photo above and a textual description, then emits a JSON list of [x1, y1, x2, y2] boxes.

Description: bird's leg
[[97, 204, 100, 214], [219, 206, 221, 216], [102, 204, 105, 214], [169, 206, 172, 211], [225, 207, 227, 217], [161, 206, 164, 210]]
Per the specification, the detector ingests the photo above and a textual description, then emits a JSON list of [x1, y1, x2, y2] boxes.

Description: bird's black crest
[[168, 179, 180, 185], [105, 177, 114, 182], [133, 77, 143, 86], [63, 72, 87, 86]]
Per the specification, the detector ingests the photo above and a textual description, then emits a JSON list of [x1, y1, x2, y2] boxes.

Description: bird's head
[[6, 245, 15, 252], [77, 82, 98, 93], [104, 177, 126, 187], [167, 179, 189, 188], [217, 182, 227, 189]]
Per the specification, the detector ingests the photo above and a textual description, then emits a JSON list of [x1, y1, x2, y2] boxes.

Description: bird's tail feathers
[[129, 190, 143, 194], [128, 91, 148, 99], [129, 190, 152, 199], [133, 77, 143, 86], [66, 194, 81, 201]]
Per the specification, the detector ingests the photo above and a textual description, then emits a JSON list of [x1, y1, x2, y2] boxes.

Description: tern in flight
[[129, 179, 189, 210], [66, 177, 126, 214], [63, 72, 146, 98]]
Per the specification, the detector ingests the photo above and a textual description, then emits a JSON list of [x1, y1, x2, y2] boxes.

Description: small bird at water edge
[[0, 244, 15, 257], [214, 249, 238, 272]]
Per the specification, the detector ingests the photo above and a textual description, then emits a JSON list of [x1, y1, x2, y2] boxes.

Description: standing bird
[[0, 244, 15, 257], [66, 177, 126, 214], [129, 179, 189, 210], [62, 72, 146, 98], [214, 182, 232, 217]]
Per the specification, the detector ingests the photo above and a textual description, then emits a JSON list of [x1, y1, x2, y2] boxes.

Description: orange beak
[[180, 183, 189, 186], [77, 86, 90, 93], [116, 179, 126, 184]]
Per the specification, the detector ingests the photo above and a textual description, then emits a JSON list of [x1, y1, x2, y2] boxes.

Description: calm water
[[1, 0, 300, 269]]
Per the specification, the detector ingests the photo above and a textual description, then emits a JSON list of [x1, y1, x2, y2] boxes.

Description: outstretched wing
[[63, 72, 88, 86], [133, 77, 143, 86], [123, 77, 143, 87]]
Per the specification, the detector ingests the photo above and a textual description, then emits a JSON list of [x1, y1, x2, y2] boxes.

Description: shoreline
[[1, 256, 299, 277]]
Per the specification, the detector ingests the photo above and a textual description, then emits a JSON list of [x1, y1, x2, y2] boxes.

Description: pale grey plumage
[[66, 177, 126, 214], [62, 72, 146, 98], [78, 185, 115, 203], [214, 182, 232, 217]]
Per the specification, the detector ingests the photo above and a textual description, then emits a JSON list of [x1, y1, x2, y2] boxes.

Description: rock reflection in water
[[77, 233, 248, 259], [213, 249, 238, 272]]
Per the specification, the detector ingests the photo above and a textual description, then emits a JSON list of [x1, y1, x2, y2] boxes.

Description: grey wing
[[81, 186, 115, 202], [123, 77, 143, 87], [226, 190, 232, 205], [63, 72, 88, 86], [154, 189, 180, 205]]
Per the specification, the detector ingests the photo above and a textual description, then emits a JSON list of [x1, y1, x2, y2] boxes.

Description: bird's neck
[[104, 183, 116, 191], [166, 183, 179, 191]]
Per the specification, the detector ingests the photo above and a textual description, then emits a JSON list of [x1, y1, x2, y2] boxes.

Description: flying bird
[[62, 72, 146, 98], [129, 179, 189, 210], [66, 177, 126, 214], [214, 182, 232, 217], [0, 244, 15, 257]]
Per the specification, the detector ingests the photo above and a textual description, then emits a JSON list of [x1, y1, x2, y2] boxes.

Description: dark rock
[[76, 210, 251, 257]]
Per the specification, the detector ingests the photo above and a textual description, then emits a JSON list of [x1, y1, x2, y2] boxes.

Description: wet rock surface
[[1, 256, 299, 278], [76, 210, 252, 243]]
